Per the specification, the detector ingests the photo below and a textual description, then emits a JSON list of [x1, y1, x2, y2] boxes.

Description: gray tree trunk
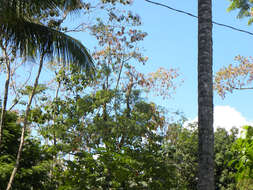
[[198, 0, 214, 189], [6, 51, 45, 190], [0, 43, 11, 148]]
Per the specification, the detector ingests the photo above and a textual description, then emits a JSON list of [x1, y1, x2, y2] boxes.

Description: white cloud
[[185, 105, 253, 133], [213, 106, 251, 131]]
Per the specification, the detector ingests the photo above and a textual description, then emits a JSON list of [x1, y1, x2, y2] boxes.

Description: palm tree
[[198, 0, 214, 189], [0, 0, 94, 147], [0, 0, 93, 66], [0, 1, 94, 189]]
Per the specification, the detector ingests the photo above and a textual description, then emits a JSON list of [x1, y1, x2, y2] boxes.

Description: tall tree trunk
[[198, 0, 214, 189], [50, 79, 61, 187], [6, 51, 46, 190], [0, 44, 10, 148]]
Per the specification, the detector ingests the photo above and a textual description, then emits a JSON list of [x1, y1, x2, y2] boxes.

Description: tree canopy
[[0, 1, 252, 189]]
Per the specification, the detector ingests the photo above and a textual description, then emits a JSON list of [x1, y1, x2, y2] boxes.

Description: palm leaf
[[0, 15, 94, 71], [0, 0, 94, 73], [0, 0, 58, 17], [0, 0, 83, 17]]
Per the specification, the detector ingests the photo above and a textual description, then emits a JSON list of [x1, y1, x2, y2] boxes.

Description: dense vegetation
[[0, 0, 253, 189], [1, 109, 252, 189]]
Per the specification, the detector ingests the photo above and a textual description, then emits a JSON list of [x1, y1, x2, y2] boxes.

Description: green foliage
[[0, 111, 54, 190], [18, 84, 47, 96], [168, 124, 199, 190], [58, 141, 176, 189], [227, 0, 253, 24], [228, 126, 253, 189], [0, 1, 190, 189], [29, 75, 178, 189], [215, 128, 238, 190], [166, 124, 239, 190]]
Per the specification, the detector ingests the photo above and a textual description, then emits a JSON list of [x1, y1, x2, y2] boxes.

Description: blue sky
[[1, 0, 252, 127], [39, 0, 253, 123], [124, 0, 253, 122]]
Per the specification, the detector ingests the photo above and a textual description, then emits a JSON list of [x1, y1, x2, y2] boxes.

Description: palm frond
[[0, 14, 94, 74], [0, 0, 58, 17], [60, 0, 84, 13], [0, 0, 83, 17], [0, 0, 94, 75]]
